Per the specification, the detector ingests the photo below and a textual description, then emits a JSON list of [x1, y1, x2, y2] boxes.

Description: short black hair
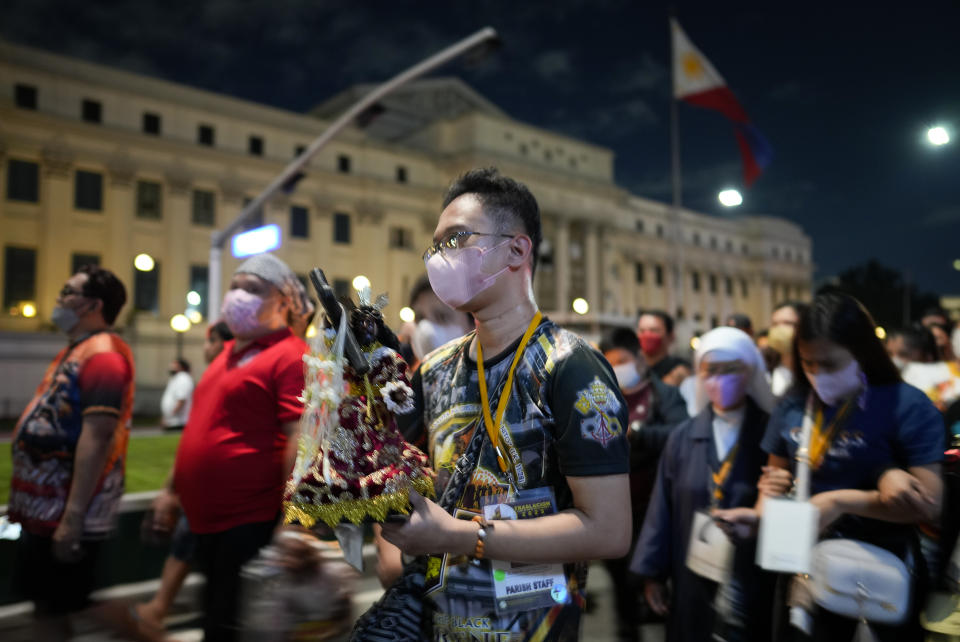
[[600, 326, 641, 355], [209, 321, 234, 342], [78, 265, 126, 325], [639, 309, 675, 335], [442, 167, 542, 276], [889, 324, 938, 362], [175, 358, 191, 373], [408, 274, 434, 308], [792, 292, 900, 395], [726, 313, 753, 333], [922, 307, 949, 323], [773, 300, 807, 315]]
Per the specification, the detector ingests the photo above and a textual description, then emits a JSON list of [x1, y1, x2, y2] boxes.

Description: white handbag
[[810, 538, 911, 625], [793, 395, 913, 625]]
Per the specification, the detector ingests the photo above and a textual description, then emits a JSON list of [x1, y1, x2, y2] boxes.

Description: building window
[[710, 236, 717, 250], [6, 159, 39, 202], [14, 83, 37, 110], [635, 262, 645, 283], [197, 124, 215, 146], [635, 219, 644, 233], [711, 315, 719, 328], [709, 273, 717, 294], [295, 145, 306, 157], [74, 170, 103, 211], [389, 226, 413, 250], [691, 271, 701, 292], [676, 307, 685, 320], [143, 112, 161, 135], [290, 205, 309, 239], [248, 135, 263, 156], [656, 224, 664, 239], [81, 99, 102, 124], [333, 212, 351, 244], [4, 246, 36, 309], [693, 232, 701, 246], [135, 180, 162, 220], [726, 239, 733, 252], [134, 260, 160, 313], [519, 143, 528, 156], [655, 264, 664, 286], [242, 197, 264, 231], [337, 155, 351, 173], [725, 276, 733, 296], [742, 243, 749, 255], [71, 253, 100, 274], [396, 166, 407, 183], [192, 189, 215, 226], [189, 265, 208, 313], [772, 246, 780, 259], [741, 278, 749, 298]]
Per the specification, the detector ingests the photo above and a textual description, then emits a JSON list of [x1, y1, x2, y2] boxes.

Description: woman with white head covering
[[630, 327, 776, 642]]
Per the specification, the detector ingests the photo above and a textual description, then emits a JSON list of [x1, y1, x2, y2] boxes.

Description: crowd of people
[[5, 167, 960, 641]]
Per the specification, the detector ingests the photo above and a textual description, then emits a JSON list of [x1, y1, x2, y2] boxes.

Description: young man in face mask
[[8, 265, 133, 640], [377, 167, 631, 641], [637, 310, 690, 387], [600, 327, 689, 641], [158, 253, 307, 642]]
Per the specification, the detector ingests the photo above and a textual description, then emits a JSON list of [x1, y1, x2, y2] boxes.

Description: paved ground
[[1, 560, 665, 641]]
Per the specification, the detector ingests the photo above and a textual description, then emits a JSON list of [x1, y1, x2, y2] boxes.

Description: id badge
[[686, 511, 734, 583], [756, 498, 819, 573], [481, 487, 570, 615]]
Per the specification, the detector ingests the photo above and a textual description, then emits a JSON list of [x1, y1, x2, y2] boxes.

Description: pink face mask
[[704, 373, 749, 410], [425, 238, 513, 309], [221, 288, 265, 336]]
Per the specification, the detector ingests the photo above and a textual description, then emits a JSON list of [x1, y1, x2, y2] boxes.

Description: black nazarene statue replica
[[283, 269, 434, 570]]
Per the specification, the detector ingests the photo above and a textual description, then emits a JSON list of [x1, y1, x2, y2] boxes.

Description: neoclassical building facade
[[0, 39, 811, 410]]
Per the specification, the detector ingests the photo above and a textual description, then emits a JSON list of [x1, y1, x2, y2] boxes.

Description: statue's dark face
[[350, 307, 381, 347]]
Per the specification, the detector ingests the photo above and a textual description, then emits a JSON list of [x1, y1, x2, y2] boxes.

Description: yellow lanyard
[[476, 311, 543, 475], [711, 442, 740, 504], [808, 398, 855, 470]]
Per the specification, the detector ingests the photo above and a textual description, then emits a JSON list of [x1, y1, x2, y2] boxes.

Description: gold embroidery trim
[[283, 474, 435, 528]]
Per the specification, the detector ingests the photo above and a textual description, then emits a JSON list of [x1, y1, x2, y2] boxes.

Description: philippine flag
[[671, 19, 773, 187]]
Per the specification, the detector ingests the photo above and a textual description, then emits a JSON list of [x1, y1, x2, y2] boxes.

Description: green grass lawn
[[0, 433, 180, 505]]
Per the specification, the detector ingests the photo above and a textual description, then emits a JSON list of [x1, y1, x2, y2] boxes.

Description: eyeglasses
[[58, 285, 86, 299], [422, 230, 513, 262]]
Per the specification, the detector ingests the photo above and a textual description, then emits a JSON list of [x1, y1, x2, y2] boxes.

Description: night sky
[[4, 1, 959, 294]]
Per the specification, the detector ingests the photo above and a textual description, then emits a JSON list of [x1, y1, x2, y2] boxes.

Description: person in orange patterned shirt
[[8, 265, 134, 640]]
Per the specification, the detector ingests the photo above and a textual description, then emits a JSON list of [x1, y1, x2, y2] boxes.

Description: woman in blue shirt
[[720, 293, 944, 641], [631, 327, 776, 642]]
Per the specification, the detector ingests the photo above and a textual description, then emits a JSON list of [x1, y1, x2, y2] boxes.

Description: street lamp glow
[[690, 336, 701, 351], [170, 314, 191, 333], [134, 253, 155, 272], [953, 259, 960, 271], [186, 291, 202, 306], [186, 308, 203, 324], [927, 126, 950, 146], [21, 302, 37, 318], [572, 298, 589, 315], [399, 306, 416, 323], [352, 275, 371, 292], [718, 189, 743, 207], [875, 326, 887, 340], [231, 224, 281, 258]]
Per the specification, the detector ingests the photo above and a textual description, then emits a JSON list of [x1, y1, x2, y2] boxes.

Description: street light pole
[[206, 26, 500, 320]]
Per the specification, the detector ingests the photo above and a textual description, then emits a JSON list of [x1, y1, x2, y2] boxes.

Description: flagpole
[[668, 15, 685, 321]]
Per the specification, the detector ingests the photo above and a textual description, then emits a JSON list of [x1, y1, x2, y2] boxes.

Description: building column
[[585, 222, 599, 318], [105, 154, 136, 313], [39, 140, 76, 314], [164, 169, 192, 319], [555, 217, 570, 315]]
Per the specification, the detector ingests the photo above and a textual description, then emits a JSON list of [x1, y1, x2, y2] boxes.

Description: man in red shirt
[[9, 265, 133, 640], [159, 253, 308, 642]]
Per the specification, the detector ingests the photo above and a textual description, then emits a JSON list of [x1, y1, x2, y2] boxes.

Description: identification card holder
[[686, 511, 734, 583], [756, 498, 819, 573], [481, 487, 570, 615]]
